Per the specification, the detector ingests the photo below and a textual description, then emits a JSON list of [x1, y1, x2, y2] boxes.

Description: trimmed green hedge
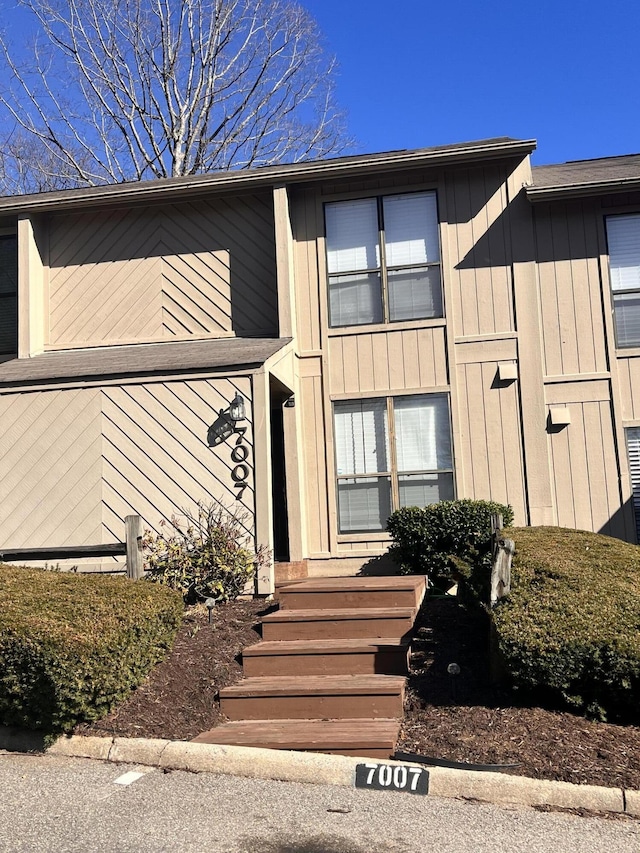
[[492, 527, 640, 722], [0, 564, 183, 734], [386, 499, 513, 582]]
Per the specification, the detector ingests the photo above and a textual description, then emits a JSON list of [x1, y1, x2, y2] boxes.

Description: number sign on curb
[[355, 763, 429, 795]]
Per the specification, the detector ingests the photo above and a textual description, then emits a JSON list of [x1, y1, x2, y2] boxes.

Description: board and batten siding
[[616, 356, 640, 421], [534, 201, 608, 378], [298, 356, 331, 557], [454, 343, 527, 524], [442, 164, 515, 339], [544, 380, 629, 538], [0, 377, 255, 553], [328, 326, 448, 396], [47, 194, 278, 348]]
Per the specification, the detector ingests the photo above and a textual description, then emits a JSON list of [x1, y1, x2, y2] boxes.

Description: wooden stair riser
[[193, 718, 400, 759], [261, 613, 415, 642], [243, 648, 409, 678], [278, 590, 421, 610], [220, 692, 404, 721]]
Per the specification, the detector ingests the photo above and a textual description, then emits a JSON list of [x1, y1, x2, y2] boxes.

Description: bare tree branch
[[0, 0, 351, 192]]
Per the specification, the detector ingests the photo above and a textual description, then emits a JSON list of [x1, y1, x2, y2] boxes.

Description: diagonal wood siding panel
[[48, 194, 277, 347], [101, 377, 255, 544], [0, 388, 102, 548]]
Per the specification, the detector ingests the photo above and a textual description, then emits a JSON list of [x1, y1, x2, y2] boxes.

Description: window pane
[[0, 235, 17, 296], [394, 395, 452, 472], [607, 215, 640, 292], [325, 199, 380, 274], [388, 266, 442, 322], [329, 273, 383, 327], [0, 295, 17, 354], [334, 399, 389, 476], [338, 476, 392, 533], [613, 292, 640, 347], [383, 192, 440, 267], [399, 472, 454, 508]]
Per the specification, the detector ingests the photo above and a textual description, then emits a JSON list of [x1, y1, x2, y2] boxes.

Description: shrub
[[492, 526, 640, 723], [386, 499, 513, 582], [0, 565, 182, 734], [143, 501, 268, 603]]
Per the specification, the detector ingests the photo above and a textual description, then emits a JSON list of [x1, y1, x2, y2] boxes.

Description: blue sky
[[303, 0, 640, 165]]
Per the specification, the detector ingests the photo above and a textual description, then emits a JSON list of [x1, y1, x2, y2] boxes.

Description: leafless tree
[[0, 0, 350, 192]]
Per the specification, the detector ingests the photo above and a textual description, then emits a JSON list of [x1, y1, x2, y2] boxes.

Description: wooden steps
[[192, 718, 399, 759], [193, 574, 427, 759], [220, 674, 406, 720], [277, 576, 426, 611], [242, 637, 410, 677], [261, 607, 416, 641]]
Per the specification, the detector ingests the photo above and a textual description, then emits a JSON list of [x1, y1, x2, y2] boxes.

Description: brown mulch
[[76, 600, 265, 742], [76, 595, 640, 790]]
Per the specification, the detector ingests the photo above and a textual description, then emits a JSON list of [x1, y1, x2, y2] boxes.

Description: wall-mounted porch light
[[229, 394, 246, 422], [207, 393, 247, 447]]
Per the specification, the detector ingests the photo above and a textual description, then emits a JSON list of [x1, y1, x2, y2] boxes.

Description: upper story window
[[606, 214, 640, 348], [0, 234, 18, 356], [325, 191, 442, 328]]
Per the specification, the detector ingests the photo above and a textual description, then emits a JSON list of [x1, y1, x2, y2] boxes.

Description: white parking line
[[113, 771, 146, 786]]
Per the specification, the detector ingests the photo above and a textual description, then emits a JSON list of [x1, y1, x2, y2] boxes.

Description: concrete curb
[[40, 733, 636, 816]]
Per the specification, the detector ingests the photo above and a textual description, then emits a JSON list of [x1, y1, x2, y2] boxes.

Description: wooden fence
[[0, 515, 144, 579]]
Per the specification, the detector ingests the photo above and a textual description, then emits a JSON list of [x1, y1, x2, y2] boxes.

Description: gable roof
[[0, 137, 536, 216], [0, 337, 291, 387], [528, 154, 640, 202]]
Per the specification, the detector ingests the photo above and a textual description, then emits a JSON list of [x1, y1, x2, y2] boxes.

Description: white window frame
[[333, 393, 454, 535], [324, 190, 443, 329], [605, 213, 640, 349]]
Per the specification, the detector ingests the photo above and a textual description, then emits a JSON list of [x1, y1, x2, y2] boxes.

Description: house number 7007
[[231, 426, 250, 500]]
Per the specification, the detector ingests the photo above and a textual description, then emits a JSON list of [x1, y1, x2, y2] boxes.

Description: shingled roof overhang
[[0, 137, 536, 215], [0, 336, 291, 387], [527, 154, 640, 203]]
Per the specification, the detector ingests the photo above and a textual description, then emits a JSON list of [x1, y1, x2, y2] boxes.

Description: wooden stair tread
[[261, 607, 415, 623], [278, 576, 426, 592], [193, 718, 400, 748], [243, 637, 409, 656], [220, 674, 406, 697]]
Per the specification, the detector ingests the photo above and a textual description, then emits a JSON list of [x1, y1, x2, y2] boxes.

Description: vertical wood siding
[[617, 356, 640, 421], [534, 202, 608, 377], [455, 360, 527, 522], [443, 165, 514, 338], [0, 388, 102, 548], [299, 358, 330, 555], [0, 378, 255, 552], [291, 188, 323, 354], [328, 327, 448, 395], [545, 382, 625, 537], [48, 194, 277, 347]]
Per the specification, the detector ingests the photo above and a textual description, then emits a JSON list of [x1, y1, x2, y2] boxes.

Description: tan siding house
[[1, 137, 640, 590]]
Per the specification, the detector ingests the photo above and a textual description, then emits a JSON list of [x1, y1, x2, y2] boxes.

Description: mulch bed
[[77, 595, 640, 790]]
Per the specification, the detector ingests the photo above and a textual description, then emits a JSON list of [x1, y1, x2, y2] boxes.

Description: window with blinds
[[325, 191, 442, 328], [606, 214, 640, 348], [0, 235, 17, 356], [334, 394, 454, 533], [626, 428, 640, 542]]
